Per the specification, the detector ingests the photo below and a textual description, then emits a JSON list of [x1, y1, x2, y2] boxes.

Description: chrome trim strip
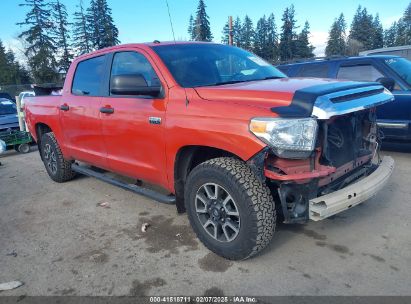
[[312, 86, 394, 119], [377, 122, 409, 129]]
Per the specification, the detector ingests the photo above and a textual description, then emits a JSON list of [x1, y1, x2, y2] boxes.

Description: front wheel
[[185, 157, 276, 260]]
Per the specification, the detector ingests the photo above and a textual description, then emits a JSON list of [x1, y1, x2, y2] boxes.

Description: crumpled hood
[[194, 77, 391, 118], [194, 77, 340, 109]]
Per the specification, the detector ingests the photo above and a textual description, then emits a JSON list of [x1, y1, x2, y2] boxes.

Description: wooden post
[[228, 16, 233, 46]]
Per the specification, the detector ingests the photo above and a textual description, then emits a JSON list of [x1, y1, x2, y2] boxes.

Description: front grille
[[321, 111, 372, 168]]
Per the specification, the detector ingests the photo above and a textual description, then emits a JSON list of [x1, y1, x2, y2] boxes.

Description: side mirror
[[111, 74, 161, 97], [376, 77, 395, 92]]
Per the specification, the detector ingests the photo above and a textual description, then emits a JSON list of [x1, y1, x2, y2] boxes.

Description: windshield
[[384, 57, 411, 87], [0, 99, 17, 115], [152, 44, 286, 88]]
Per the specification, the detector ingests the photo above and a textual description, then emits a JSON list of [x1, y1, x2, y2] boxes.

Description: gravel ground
[[0, 144, 410, 296]]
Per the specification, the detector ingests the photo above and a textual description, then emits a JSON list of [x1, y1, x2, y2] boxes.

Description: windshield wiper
[[260, 76, 285, 80], [200, 80, 247, 87]]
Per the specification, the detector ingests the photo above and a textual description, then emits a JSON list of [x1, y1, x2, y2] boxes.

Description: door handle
[[100, 106, 114, 114], [60, 104, 69, 111]]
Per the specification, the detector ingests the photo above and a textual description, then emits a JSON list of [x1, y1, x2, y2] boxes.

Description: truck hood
[[194, 78, 394, 118], [0, 114, 19, 131]]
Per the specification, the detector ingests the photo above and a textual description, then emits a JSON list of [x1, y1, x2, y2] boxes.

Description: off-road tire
[[185, 157, 276, 260], [40, 132, 76, 183]]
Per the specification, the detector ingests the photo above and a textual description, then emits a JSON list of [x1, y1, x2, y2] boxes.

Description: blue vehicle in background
[[277, 55, 411, 141]]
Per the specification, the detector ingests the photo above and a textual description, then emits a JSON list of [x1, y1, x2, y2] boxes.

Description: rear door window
[[337, 64, 383, 82], [72, 55, 106, 96], [297, 64, 329, 78]]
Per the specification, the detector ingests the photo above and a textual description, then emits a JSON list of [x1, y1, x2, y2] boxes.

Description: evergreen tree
[[0, 40, 10, 84], [52, 0, 72, 73], [325, 13, 347, 56], [347, 6, 374, 54], [372, 14, 384, 49], [254, 16, 268, 58], [294, 21, 314, 58], [279, 5, 297, 61], [241, 15, 254, 51], [384, 22, 398, 47], [17, 0, 59, 83], [188, 14, 195, 41], [0, 40, 31, 85], [72, 0, 91, 55], [394, 2, 411, 46], [233, 17, 242, 47], [221, 20, 229, 44], [266, 13, 279, 62], [87, 0, 119, 49], [193, 0, 213, 41]]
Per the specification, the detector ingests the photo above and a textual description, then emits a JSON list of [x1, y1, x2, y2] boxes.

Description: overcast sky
[[1, 0, 409, 62]]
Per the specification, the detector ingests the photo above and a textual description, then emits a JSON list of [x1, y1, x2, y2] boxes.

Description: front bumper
[[309, 156, 394, 221]]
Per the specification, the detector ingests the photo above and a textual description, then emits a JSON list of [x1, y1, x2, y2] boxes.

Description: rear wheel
[[40, 132, 76, 182], [185, 157, 276, 260]]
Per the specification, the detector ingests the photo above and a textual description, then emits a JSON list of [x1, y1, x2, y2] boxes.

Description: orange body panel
[[24, 42, 342, 194]]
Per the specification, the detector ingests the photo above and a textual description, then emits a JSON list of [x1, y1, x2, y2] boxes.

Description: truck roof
[[75, 41, 219, 61]]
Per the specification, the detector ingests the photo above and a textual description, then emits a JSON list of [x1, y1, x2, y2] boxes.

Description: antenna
[[165, 0, 176, 43]]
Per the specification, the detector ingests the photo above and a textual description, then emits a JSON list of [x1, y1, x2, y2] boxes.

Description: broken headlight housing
[[250, 117, 318, 159]]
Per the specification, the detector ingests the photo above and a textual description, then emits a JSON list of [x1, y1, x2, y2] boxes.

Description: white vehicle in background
[[360, 45, 411, 60], [18, 91, 35, 108]]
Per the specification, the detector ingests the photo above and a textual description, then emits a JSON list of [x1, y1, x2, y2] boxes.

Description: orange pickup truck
[[25, 42, 395, 260]]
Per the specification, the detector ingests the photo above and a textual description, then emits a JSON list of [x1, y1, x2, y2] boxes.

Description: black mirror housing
[[111, 74, 161, 97], [376, 77, 395, 92]]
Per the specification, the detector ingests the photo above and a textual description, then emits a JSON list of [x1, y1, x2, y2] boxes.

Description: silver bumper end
[[309, 156, 395, 221]]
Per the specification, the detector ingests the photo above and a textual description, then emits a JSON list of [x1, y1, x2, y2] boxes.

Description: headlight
[[250, 117, 318, 158]]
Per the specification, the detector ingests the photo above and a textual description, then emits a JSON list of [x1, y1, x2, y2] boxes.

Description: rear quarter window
[[296, 64, 329, 78], [72, 55, 106, 96], [337, 64, 383, 82]]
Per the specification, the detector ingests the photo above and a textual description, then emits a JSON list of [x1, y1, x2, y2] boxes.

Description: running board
[[71, 164, 176, 205]]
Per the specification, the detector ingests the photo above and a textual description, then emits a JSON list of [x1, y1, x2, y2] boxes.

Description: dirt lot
[[0, 145, 410, 296]]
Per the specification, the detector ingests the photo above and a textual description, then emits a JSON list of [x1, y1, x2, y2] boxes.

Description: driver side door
[[100, 50, 169, 188]]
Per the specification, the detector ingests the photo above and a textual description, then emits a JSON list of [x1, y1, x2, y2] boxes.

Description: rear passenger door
[[100, 50, 169, 188]]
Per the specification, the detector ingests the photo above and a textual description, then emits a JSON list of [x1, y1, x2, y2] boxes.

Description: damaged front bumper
[[309, 156, 394, 221]]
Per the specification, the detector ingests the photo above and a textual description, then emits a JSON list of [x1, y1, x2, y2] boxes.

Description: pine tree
[[233, 17, 242, 47], [241, 15, 254, 51], [266, 13, 279, 62], [372, 14, 384, 49], [52, 0, 72, 73], [254, 16, 268, 58], [279, 5, 297, 61], [294, 21, 314, 59], [87, 0, 119, 49], [347, 6, 374, 54], [0, 39, 31, 85], [17, 0, 59, 83], [221, 20, 229, 44], [193, 0, 213, 41], [72, 0, 91, 55], [325, 13, 347, 56], [384, 22, 398, 47], [188, 14, 195, 41], [0, 40, 9, 84], [394, 2, 411, 46]]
